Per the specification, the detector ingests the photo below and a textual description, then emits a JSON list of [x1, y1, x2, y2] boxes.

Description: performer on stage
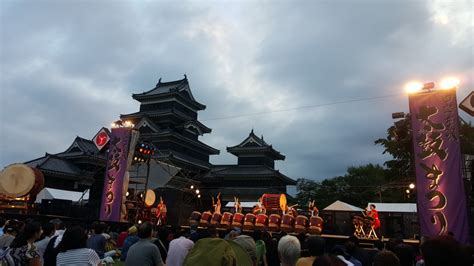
[[156, 197, 167, 226], [212, 193, 222, 215], [308, 200, 319, 217], [234, 196, 242, 213], [253, 196, 266, 214], [366, 204, 380, 229]]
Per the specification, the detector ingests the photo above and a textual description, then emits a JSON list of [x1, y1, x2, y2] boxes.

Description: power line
[[202, 93, 404, 122]]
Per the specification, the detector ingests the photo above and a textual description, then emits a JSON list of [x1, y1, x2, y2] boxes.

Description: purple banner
[[99, 128, 132, 222], [409, 89, 470, 243]]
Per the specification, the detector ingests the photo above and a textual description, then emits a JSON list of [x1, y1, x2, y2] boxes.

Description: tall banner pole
[[408, 89, 470, 243]]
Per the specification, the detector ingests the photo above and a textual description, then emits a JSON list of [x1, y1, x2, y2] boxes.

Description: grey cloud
[[1, 0, 472, 181]]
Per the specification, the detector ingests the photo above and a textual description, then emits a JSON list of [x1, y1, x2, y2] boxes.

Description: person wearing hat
[[233, 235, 258, 266], [183, 237, 253, 266], [120, 225, 139, 261]]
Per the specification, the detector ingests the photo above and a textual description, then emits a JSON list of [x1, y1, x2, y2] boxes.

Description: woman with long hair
[[56, 226, 100, 266], [8, 222, 42, 266]]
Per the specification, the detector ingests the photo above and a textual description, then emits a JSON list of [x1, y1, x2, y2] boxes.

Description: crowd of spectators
[[0, 217, 472, 266]]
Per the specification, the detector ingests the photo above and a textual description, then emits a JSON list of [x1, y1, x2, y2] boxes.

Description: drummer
[[308, 200, 319, 217], [156, 197, 167, 225], [253, 196, 266, 215], [212, 193, 222, 215], [234, 197, 242, 213], [365, 204, 380, 229]]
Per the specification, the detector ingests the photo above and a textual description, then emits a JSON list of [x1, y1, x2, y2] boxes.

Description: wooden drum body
[[232, 213, 244, 228], [294, 215, 309, 234], [210, 213, 222, 225], [268, 214, 281, 232], [200, 211, 212, 227], [309, 216, 324, 235], [189, 211, 201, 226], [281, 214, 295, 233], [220, 212, 233, 227], [255, 214, 268, 230], [243, 213, 256, 230], [262, 193, 287, 211]]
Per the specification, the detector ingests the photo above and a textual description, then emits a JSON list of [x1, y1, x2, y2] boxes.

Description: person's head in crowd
[[374, 240, 384, 251], [373, 250, 400, 266], [42, 222, 56, 238], [157, 227, 170, 242], [420, 235, 469, 266], [207, 225, 219, 238], [278, 235, 301, 266], [386, 238, 403, 252], [253, 229, 262, 241], [50, 218, 65, 231], [344, 235, 359, 254], [128, 225, 138, 236], [10, 222, 42, 248], [3, 220, 18, 236], [233, 235, 257, 266], [307, 236, 325, 257], [262, 231, 272, 241], [137, 222, 153, 239], [312, 255, 346, 266], [58, 226, 88, 252], [393, 244, 415, 266], [93, 222, 105, 234], [331, 245, 351, 262]]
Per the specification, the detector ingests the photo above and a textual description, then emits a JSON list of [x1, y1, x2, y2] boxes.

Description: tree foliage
[[296, 164, 404, 209]]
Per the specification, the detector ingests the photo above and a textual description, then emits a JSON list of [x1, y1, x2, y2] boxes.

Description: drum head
[[0, 164, 36, 197], [144, 189, 156, 207], [279, 194, 287, 211]]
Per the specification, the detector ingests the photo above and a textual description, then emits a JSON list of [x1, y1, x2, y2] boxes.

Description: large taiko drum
[[243, 213, 256, 230], [281, 214, 295, 233], [210, 213, 222, 225], [255, 214, 268, 230], [232, 213, 244, 227], [144, 189, 156, 207], [262, 193, 287, 211], [268, 214, 281, 232], [189, 211, 201, 225], [309, 216, 324, 235], [220, 212, 233, 227], [0, 164, 45, 198], [295, 215, 309, 234], [200, 211, 212, 226]]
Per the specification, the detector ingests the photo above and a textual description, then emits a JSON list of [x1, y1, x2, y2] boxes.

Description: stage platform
[[180, 225, 420, 247]]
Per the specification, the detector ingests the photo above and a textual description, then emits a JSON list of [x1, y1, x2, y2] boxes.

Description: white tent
[[35, 188, 89, 203], [225, 201, 258, 208], [367, 203, 417, 213], [323, 200, 363, 212]]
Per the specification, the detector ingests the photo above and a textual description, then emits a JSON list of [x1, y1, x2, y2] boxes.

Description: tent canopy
[[367, 202, 417, 213], [128, 160, 181, 189], [35, 187, 89, 203], [323, 200, 363, 212], [225, 202, 258, 208]]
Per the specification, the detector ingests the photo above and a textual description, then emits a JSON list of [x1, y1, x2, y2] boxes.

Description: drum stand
[[367, 225, 378, 240], [354, 223, 365, 238]]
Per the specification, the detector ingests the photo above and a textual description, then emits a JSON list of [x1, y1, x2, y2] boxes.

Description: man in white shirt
[[166, 232, 194, 266]]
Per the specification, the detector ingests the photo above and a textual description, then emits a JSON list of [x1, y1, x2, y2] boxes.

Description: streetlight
[[409, 183, 415, 189], [439, 77, 460, 90], [190, 185, 194, 189], [405, 189, 411, 194], [195, 189, 200, 194], [197, 194, 201, 198]]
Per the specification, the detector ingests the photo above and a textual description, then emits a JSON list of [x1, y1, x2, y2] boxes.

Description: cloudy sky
[[1, 0, 473, 181]]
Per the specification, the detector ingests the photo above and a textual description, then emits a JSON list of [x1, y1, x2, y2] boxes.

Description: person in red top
[[368, 204, 381, 229], [116, 226, 128, 248]]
